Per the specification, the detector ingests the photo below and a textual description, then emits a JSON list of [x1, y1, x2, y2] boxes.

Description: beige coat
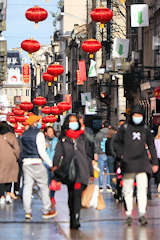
[[0, 132, 20, 183]]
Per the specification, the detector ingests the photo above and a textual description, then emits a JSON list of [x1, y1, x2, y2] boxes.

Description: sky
[[3, 0, 58, 50]]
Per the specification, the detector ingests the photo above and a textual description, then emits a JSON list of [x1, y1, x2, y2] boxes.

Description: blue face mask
[[132, 116, 143, 125], [69, 122, 79, 131], [37, 122, 42, 129]]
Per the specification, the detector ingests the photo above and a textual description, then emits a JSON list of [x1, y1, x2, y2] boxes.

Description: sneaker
[[99, 187, 104, 192], [139, 216, 148, 226], [0, 197, 5, 205], [42, 209, 57, 219], [106, 185, 112, 192], [6, 194, 13, 204], [126, 216, 132, 226], [25, 213, 32, 220]]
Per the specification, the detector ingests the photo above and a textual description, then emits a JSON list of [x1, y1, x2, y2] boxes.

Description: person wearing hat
[[21, 114, 56, 220], [114, 104, 158, 226]]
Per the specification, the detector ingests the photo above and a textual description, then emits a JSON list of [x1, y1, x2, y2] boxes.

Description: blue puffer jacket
[[46, 137, 58, 162]]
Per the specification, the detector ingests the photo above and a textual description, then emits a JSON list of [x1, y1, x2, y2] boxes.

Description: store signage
[[112, 38, 129, 58], [131, 4, 149, 27], [23, 64, 30, 83]]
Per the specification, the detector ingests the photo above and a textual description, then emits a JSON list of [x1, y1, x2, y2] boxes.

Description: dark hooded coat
[[114, 105, 158, 174]]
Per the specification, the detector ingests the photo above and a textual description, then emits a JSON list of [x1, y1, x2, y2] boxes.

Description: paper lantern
[[33, 97, 47, 106], [51, 106, 61, 115], [15, 116, 27, 123], [41, 106, 52, 115], [81, 39, 102, 58], [47, 64, 64, 81], [57, 102, 72, 112], [21, 39, 40, 56], [42, 115, 57, 123], [12, 109, 25, 116], [43, 72, 55, 86], [90, 7, 113, 28], [25, 6, 48, 27], [20, 102, 33, 111]]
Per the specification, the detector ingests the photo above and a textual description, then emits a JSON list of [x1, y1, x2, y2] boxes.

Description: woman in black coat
[[53, 114, 93, 229]]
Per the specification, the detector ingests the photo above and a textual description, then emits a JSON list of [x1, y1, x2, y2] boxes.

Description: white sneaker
[[158, 184, 160, 193], [0, 197, 5, 205], [6, 194, 13, 204], [106, 185, 112, 192]]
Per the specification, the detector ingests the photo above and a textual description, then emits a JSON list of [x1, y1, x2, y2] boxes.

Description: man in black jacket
[[114, 105, 158, 226]]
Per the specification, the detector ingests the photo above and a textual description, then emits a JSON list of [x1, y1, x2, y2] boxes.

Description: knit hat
[[26, 115, 42, 126]]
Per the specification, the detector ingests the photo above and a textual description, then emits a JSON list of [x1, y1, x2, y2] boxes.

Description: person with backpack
[[105, 127, 117, 193], [94, 120, 110, 192], [53, 114, 93, 230], [114, 105, 158, 226]]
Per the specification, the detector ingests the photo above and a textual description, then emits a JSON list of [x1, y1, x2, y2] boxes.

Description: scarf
[[65, 129, 84, 139]]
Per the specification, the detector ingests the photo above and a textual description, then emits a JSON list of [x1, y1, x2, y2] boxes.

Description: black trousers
[[0, 183, 12, 197], [67, 183, 86, 216]]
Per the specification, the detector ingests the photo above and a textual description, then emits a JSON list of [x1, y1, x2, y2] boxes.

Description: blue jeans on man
[[98, 154, 110, 189], [106, 155, 115, 191]]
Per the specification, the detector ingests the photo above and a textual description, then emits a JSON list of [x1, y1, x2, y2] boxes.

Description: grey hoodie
[[94, 128, 109, 154]]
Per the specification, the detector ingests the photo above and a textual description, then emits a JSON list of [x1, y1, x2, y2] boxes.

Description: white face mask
[[132, 116, 143, 125]]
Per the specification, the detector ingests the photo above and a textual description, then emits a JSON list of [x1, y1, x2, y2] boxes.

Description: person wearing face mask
[[43, 126, 58, 210], [53, 114, 94, 229], [114, 104, 158, 226], [21, 115, 57, 220]]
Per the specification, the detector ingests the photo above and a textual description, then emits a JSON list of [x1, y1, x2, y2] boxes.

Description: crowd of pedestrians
[[0, 104, 159, 229]]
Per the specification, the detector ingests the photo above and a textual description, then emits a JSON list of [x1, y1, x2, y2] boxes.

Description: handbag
[[96, 191, 106, 210], [81, 184, 95, 208], [49, 179, 61, 191], [54, 139, 77, 184]]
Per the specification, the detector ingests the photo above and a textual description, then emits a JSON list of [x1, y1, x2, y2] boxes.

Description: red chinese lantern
[[15, 116, 27, 123], [43, 72, 55, 86], [90, 7, 113, 28], [40, 123, 46, 129], [22, 121, 28, 126], [41, 106, 52, 115], [47, 64, 64, 81], [21, 39, 40, 56], [33, 97, 47, 107], [57, 102, 72, 112], [6, 112, 14, 121], [51, 106, 61, 115], [20, 102, 33, 111], [14, 129, 24, 136], [27, 112, 34, 116], [12, 109, 25, 116], [42, 115, 57, 123], [25, 6, 48, 27], [81, 39, 102, 58], [8, 116, 16, 124]]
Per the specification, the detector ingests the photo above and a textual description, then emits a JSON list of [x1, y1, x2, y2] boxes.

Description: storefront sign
[[23, 64, 30, 83]]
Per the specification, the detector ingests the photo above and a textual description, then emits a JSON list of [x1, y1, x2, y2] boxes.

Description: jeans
[[107, 156, 115, 190], [98, 154, 110, 188]]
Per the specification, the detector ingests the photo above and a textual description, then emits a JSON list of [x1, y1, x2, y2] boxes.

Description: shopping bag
[[89, 185, 99, 208], [96, 191, 106, 210], [81, 184, 95, 208], [49, 179, 61, 191]]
